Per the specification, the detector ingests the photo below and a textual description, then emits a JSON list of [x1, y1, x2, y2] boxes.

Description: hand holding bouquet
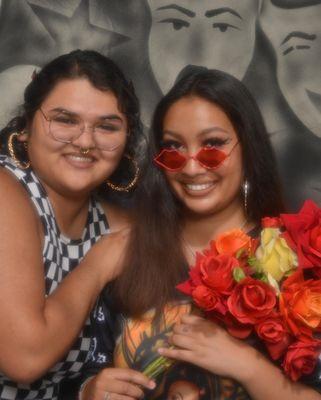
[[177, 200, 321, 381]]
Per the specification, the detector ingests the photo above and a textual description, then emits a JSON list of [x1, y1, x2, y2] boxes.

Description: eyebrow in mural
[[156, 4, 196, 18], [205, 7, 243, 20], [271, 0, 321, 8], [281, 31, 317, 56]]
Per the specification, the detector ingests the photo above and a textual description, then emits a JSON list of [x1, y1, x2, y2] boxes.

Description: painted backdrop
[[0, 0, 320, 209]]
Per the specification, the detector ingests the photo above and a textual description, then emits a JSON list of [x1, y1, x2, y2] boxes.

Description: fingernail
[[158, 348, 164, 354], [149, 380, 156, 389]]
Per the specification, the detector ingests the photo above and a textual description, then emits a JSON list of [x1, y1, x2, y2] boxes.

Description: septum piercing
[[79, 148, 91, 155]]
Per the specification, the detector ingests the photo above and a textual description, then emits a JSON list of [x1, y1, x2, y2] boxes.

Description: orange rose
[[280, 270, 321, 337], [211, 229, 253, 257]]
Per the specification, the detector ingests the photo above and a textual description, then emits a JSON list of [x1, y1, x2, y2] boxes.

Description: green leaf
[[284, 269, 295, 278], [236, 248, 245, 259], [233, 267, 246, 282], [259, 274, 269, 284], [248, 256, 259, 268], [252, 271, 268, 283]]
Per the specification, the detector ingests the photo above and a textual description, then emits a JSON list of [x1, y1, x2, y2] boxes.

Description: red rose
[[176, 280, 193, 296], [199, 253, 239, 295], [255, 316, 292, 360], [227, 277, 277, 324], [262, 217, 283, 228], [282, 338, 321, 381], [176, 253, 204, 296], [222, 312, 253, 339], [281, 200, 321, 277], [177, 252, 240, 299], [192, 285, 227, 314]]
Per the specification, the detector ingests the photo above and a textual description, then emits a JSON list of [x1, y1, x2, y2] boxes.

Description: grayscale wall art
[[0, 0, 320, 209]]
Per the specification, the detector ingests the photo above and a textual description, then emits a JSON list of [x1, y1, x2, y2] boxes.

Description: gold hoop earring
[[106, 155, 139, 192], [7, 132, 30, 169]]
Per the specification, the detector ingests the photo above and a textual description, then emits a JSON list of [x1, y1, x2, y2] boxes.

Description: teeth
[[67, 155, 93, 163], [185, 183, 213, 191]]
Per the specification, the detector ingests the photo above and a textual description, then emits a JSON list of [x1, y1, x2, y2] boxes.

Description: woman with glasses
[[83, 69, 321, 399], [0, 50, 153, 400]]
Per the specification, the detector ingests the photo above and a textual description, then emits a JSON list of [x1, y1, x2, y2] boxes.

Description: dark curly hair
[[0, 49, 143, 199]]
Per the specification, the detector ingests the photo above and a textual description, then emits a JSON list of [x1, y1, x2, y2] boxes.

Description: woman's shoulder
[[0, 167, 40, 220], [0, 168, 42, 241], [0, 166, 30, 200]]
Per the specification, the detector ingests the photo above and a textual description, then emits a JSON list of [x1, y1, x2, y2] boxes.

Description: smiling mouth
[[185, 183, 214, 191], [64, 153, 96, 167], [306, 89, 321, 114]]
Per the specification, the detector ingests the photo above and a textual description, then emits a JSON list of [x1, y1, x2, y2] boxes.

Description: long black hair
[[150, 67, 284, 222], [111, 68, 285, 316]]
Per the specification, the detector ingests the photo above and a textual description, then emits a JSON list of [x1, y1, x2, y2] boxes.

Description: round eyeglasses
[[154, 141, 239, 172], [39, 108, 126, 152]]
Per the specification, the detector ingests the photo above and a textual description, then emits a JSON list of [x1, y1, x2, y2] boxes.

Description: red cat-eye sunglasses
[[154, 141, 239, 172]]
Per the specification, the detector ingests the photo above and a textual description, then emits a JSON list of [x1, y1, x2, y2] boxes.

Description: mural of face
[[260, 1, 321, 138], [147, 0, 259, 93]]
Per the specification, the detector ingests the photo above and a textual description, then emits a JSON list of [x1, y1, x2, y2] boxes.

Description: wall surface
[[0, 0, 320, 210]]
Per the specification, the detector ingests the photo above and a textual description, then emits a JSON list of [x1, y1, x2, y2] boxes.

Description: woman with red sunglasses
[[82, 69, 321, 399]]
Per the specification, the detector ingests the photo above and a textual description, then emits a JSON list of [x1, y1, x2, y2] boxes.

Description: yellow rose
[[255, 228, 298, 282]]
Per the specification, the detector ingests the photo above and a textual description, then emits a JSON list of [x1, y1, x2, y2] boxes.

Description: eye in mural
[[146, 0, 260, 93], [260, 0, 321, 139]]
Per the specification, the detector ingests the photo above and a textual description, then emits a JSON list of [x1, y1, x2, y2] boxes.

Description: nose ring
[[80, 148, 90, 155]]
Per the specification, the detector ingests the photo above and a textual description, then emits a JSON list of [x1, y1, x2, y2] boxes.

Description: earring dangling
[[106, 155, 139, 192], [242, 179, 249, 214], [7, 132, 30, 169]]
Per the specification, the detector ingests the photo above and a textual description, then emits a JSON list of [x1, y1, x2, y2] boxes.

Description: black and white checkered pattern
[[0, 156, 110, 399]]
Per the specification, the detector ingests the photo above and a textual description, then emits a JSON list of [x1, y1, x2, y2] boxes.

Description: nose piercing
[[80, 148, 90, 155]]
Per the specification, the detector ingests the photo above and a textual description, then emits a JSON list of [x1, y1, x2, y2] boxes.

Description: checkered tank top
[[0, 155, 110, 400]]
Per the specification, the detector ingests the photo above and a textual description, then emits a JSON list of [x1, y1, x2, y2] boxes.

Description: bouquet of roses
[[177, 200, 321, 382]]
